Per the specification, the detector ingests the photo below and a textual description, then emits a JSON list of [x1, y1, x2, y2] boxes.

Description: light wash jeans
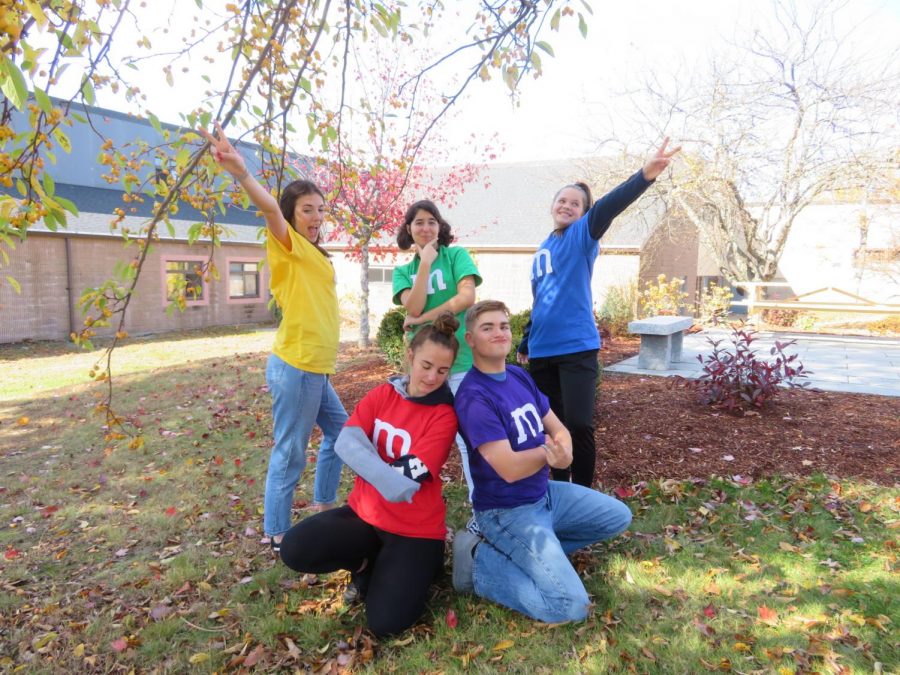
[[472, 481, 632, 623], [448, 371, 474, 500], [264, 353, 348, 536]]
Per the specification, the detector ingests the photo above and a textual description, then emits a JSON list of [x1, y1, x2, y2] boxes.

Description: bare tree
[[605, 0, 900, 282]]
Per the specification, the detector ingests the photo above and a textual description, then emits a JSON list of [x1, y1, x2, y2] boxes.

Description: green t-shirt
[[392, 245, 482, 374]]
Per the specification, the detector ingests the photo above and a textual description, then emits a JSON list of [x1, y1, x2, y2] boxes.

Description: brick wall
[[1, 234, 272, 343]]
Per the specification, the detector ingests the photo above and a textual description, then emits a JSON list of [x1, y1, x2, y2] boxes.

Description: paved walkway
[[604, 330, 900, 397]]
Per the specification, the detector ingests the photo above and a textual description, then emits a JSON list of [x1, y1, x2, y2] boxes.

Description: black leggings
[[279, 506, 445, 638], [528, 349, 599, 487]]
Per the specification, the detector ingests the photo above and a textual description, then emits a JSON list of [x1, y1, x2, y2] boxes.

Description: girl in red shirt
[[279, 313, 459, 638]]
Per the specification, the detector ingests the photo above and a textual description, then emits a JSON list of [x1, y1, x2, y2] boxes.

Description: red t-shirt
[[346, 383, 457, 540]]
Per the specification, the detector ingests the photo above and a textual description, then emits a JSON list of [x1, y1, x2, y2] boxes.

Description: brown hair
[[464, 299, 510, 332], [397, 200, 455, 250], [279, 179, 330, 257], [408, 311, 460, 361], [552, 182, 593, 218]]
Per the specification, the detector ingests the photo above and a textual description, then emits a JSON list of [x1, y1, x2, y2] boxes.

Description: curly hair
[[397, 199, 455, 250]]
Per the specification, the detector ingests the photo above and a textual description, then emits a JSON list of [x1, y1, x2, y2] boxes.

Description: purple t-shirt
[[454, 365, 551, 511]]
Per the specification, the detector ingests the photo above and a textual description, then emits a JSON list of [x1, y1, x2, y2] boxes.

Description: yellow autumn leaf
[[17, 416, 29, 426], [492, 639, 514, 651], [188, 653, 209, 664], [734, 641, 752, 653], [73, 643, 85, 657]]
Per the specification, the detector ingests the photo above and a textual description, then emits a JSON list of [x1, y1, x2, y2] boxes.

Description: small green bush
[[598, 282, 638, 337], [508, 309, 531, 364], [376, 307, 407, 371], [698, 282, 734, 326]]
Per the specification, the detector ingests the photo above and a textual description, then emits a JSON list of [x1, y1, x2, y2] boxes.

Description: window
[[166, 260, 204, 301], [229, 261, 260, 298], [368, 266, 393, 283]]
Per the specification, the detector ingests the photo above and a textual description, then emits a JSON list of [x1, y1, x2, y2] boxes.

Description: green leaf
[[187, 222, 203, 245], [550, 8, 561, 31], [81, 78, 96, 105], [71, 112, 87, 124], [33, 86, 52, 114], [300, 77, 311, 94], [530, 51, 542, 71], [0, 57, 29, 110], [578, 13, 588, 38], [41, 169, 55, 197], [199, 111, 212, 129], [148, 112, 162, 134], [42, 210, 59, 232], [5, 275, 21, 294], [535, 41, 555, 57], [55, 195, 78, 216]]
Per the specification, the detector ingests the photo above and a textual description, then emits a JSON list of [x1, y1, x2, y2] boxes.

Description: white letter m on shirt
[[509, 403, 543, 444], [372, 418, 412, 459]]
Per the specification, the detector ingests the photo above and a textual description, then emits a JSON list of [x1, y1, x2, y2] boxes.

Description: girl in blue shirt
[[517, 138, 680, 487]]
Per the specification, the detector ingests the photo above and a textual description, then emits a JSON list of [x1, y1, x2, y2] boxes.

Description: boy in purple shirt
[[452, 300, 632, 623]]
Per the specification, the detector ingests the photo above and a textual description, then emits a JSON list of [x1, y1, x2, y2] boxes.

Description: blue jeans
[[448, 371, 474, 500], [472, 481, 631, 623], [264, 353, 348, 536]]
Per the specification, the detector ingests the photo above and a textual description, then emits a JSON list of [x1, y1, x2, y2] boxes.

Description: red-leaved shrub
[[674, 322, 810, 410]]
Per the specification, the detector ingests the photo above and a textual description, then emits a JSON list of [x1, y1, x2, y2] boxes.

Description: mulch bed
[[332, 337, 899, 488]]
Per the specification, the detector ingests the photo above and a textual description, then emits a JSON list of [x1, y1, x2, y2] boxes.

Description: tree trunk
[[358, 240, 371, 348]]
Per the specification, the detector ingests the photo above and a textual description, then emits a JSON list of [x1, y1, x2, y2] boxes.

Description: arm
[[335, 426, 420, 503], [587, 136, 681, 241], [199, 121, 292, 250], [398, 240, 439, 317], [516, 318, 532, 364], [541, 409, 573, 468], [478, 439, 549, 484], [404, 275, 476, 329]]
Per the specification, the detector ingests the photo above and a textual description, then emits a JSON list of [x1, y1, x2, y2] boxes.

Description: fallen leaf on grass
[[111, 638, 128, 653], [189, 652, 209, 664], [703, 603, 717, 618], [446, 609, 458, 628], [722, 455, 734, 461], [757, 605, 779, 626], [244, 645, 265, 667], [17, 416, 29, 426], [492, 639, 514, 651]]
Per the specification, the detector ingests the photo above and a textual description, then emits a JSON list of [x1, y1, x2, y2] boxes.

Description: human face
[[406, 340, 454, 398], [466, 310, 512, 362], [409, 208, 440, 248], [551, 187, 586, 230], [292, 193, 326, 243]]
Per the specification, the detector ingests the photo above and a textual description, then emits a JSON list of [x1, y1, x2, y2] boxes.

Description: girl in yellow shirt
[[202, 123, 347, 552]]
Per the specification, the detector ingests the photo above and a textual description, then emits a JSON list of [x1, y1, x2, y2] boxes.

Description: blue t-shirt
[[525, 169, 651, 359], [454, 365, 551, 511]]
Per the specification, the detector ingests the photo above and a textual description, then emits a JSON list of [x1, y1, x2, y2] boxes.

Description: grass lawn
[[1, 328, 897, 673]]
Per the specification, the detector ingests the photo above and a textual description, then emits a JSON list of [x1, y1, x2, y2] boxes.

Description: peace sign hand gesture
[[642, 136, 681, 181], [198, 121, 248, 180]]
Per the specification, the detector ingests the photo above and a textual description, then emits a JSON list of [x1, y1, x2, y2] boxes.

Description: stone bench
[[627, 316, 694, 370]]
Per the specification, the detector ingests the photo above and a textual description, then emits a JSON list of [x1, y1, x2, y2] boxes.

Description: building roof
[[429, 159, 665, 249]]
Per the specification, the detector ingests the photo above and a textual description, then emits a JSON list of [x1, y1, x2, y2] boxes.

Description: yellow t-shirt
[[267, 227, 339, 374]]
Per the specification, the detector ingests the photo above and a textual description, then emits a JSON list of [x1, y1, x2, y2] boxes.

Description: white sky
[[54, 0, 900, 165]]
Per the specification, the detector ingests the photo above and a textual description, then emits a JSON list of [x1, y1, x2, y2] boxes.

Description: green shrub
[[598, 282, 638, 337], [376, 307, 407, 371], [698, 282, 734, 326], [507, 309, 531, 364]]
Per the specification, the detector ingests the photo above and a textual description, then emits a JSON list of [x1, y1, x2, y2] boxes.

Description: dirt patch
[[331, 340, 899, 488]]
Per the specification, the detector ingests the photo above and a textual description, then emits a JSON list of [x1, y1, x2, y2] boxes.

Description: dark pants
[[528, 349, 599, 487], [279, 506, 444, 638]]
